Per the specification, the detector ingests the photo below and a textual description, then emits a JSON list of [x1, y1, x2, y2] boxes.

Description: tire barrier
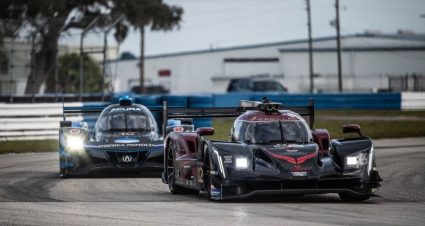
[[188, 95, 214, 128], [1, 92, 422, 140]]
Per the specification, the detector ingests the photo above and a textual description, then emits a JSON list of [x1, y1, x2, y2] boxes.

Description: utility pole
[[103, 15, 124, 100], [79, 16, 99, 100], [335, 0, 343, 92], [139, 26, 145, 94], [306, 0, 314, 93]]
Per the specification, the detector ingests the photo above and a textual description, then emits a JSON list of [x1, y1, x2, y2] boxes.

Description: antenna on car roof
[[262, 97, 271, 103]]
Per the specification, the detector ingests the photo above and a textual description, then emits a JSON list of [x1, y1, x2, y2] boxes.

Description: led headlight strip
[[368, 145, 374, 176], [213, 149, 226, 179]]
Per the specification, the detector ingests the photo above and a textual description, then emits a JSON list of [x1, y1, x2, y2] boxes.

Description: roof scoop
[[239, 97, 281, 113], [119, 95, 133, 106]]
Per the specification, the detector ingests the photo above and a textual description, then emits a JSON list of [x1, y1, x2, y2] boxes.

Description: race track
[[0, 137, 424, 225]]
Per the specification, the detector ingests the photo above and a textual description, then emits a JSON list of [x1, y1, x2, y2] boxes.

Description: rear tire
[[166, 143, 199, 195], [338, 193, 370, 202]]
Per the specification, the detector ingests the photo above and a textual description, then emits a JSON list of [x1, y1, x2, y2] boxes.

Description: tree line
[[0, 0, 183, 94]]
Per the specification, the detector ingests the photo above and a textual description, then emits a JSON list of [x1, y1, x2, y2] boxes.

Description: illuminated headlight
[[66, 136, 85, 152], [235, 158, 248, 169], [346, 152, 367, 169]]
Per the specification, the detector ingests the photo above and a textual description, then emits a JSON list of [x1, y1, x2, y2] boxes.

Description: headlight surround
[[345, 151, 368, 169], [212, 148, 250, 175]]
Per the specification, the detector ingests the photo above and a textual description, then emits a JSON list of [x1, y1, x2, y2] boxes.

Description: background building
[[113, 33, 425, 94]]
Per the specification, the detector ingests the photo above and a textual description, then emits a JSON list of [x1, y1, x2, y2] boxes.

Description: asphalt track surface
[[0, 137, 424, 225]]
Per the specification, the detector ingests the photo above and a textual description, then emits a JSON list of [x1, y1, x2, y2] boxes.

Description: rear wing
[[162, 98, 315, 137]]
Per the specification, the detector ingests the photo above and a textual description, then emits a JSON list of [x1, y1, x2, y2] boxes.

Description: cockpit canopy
[[95, 104, 158, 133], [232, 112, 312, 144]]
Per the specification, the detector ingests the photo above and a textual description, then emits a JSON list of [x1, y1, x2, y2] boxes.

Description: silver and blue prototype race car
[[58, 96, 166, 177]]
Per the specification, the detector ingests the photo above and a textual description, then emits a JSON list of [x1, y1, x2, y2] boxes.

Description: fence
[[1, 93, 424, 141]]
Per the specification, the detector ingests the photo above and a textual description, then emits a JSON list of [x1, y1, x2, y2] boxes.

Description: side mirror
[[81, 122, 89, 130], [342, 124, 363, 137], [196, 127, 214, 136]]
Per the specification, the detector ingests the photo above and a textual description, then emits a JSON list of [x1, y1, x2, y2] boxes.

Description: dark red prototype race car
[[161, 98, 382, 201]]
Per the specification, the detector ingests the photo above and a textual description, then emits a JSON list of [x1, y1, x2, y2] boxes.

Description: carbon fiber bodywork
[[162, 100, 382, 200], [205, 139, 381, 200]]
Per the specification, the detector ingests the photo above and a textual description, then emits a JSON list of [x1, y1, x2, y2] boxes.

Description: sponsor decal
[[211, 186, 221, 198], [69, 128, 81, 135], [250, 116, 280, 121], [110, 107, 142, 112], [291, 171, 307, 177], [286, 149, 298, 153], [122, 154, 133, 162], [99, 143, 156, 148], [249, 116, 298, 121], [291, 165, 308, 172], [173, 126, 184, 132]]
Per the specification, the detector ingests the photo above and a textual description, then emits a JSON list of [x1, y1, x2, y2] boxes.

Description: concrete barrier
[[401, 92, 425, 110]]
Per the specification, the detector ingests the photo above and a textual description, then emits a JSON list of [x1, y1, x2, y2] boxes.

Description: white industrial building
[[113, 33, 425, 94]]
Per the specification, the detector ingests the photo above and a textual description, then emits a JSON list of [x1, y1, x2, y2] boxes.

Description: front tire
[[166, 143, 198, 195], [59, 168, 69, 178], [202, 144, 216, 200]]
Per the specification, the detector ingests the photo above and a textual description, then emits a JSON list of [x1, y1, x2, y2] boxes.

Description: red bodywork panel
[[312, 129, 330, 156], [168, 132, 200, 181], [266, 150, 317, 165]]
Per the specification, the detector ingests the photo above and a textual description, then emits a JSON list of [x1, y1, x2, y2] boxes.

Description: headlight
[[66, 136, 85, 152], [368, 145, 374, 175], [346, 152, 367, 169], [235, 157, 248, 169]]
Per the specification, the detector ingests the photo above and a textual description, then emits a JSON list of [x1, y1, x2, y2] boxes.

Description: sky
[[59, 0, 425, 58]]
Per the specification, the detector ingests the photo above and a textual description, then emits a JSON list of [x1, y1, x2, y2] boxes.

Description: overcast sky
[[59, 0, 425, 58]]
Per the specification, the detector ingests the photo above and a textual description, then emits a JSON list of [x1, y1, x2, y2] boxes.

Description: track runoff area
[[0, 137, 424, 225]]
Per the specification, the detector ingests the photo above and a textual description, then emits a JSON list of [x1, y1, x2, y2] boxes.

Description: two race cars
[[58, 96, 381, 201]]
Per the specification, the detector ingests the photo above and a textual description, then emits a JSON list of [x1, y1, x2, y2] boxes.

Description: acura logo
[[122, 154, 133, 162]]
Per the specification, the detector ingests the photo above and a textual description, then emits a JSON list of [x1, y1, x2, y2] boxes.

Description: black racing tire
[[338, 193, 370, 202], [166, 142, 199, 195], [203, 144, 214, 200], [59, 168, 69, 178]]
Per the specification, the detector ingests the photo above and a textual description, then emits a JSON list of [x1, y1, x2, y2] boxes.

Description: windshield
[[98, 112, 150, 132], [236, 120, 310, 144], [253, 81, 284, 92]]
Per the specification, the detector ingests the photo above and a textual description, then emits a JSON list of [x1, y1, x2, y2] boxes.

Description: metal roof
[[113, 33, 425, 62]]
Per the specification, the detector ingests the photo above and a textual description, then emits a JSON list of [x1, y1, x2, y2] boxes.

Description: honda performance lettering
[[99, 143, 155, 148]]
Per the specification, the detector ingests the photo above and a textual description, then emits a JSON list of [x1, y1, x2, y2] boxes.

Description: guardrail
[[0, 102, 101, 141], [1, 93, 424, 141], [401, 92, 425, 110]]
